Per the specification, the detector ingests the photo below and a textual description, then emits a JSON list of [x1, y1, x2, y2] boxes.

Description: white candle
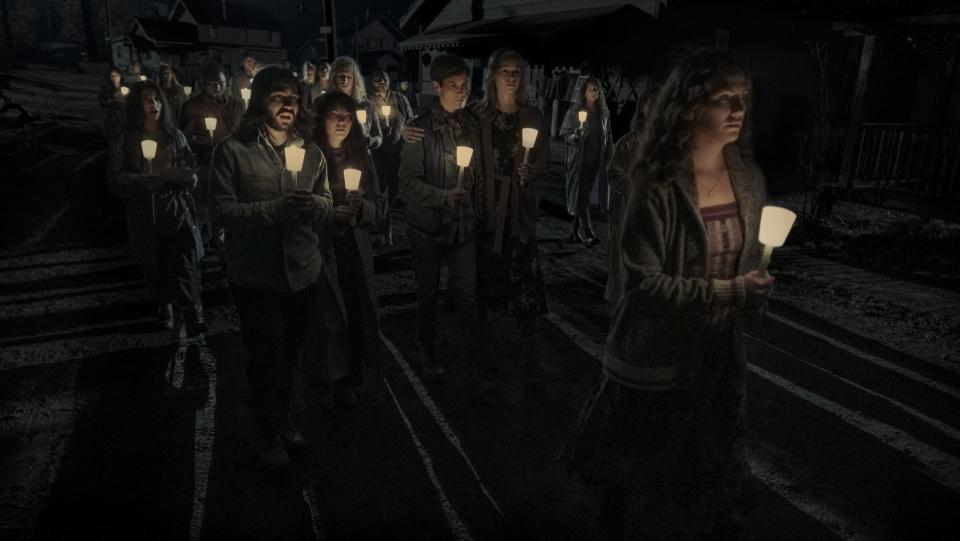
[[343, 168, 362, 192], [240, 87, 251, 108], [577, 110, 587, 130], [455, 146, 473, 190], [521, 127, 538, 166], [284, 146, 306, 174], [139, 75, 147, 81], [141, 139, 157, 173], [356, 108, 367, 126], [758, 206, 797, 272], [183, 85, 192, 96], [381, 105, 392, 119], [204, 116, 217, 138], [120, 86, 130, 96]]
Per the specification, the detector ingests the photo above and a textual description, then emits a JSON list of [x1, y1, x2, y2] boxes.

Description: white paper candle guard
[[285, 146, 306, 173], [344, 168, 362, 191]]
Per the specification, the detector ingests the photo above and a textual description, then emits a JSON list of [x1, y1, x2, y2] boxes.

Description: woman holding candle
[[98, 66, 127, 142], [368, 66, 415, 246], [560, 76, 613, 247], [311, 91, 382, 405], [564, 50, 774, 540], [107, 81, 204, 334], [330, 56, 383, 150], [604, 85, 659, 304], [472, 48, 551, 379]]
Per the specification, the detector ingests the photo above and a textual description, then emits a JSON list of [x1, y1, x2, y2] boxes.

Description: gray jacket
[[209, 128, 333, 292]]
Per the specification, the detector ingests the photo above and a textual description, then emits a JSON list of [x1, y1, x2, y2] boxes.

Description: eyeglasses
[[269, 94, 301, 107]]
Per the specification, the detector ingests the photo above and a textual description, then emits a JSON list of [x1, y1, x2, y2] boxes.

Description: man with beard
[[368, 67, 414, 246], [210, 67, 338, 466], [229, 51, 257, 102], [180, 63, 245, 250]]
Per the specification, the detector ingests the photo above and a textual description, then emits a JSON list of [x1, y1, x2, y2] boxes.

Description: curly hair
[[569, 76, 610, 120], [311, 91, 368, 162], [476, 48, 529, 117], [633, 49, 752, 183], [330, 56, 367, 102]]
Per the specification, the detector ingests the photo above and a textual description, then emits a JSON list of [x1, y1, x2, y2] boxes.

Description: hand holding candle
[[381, 105, 392, 120], [757, 205, 797, 273], [204, 116, 217, 139], [240, 88, 251, 108], [284, 146, 306, 175], [120, 86, 130, 96], [356, 108, 368, 133], [577, 110, 587, 130], [183, 85, 192, 96], [140, 139, 157, 173], [343, 168, 362, 192], [455, 146, 473, 191]]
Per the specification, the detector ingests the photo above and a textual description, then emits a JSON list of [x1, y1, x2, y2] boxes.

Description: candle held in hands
[[240, 88, 251, 108], [183, 85, 192, 96], [284, 146, 306, 174], [381, 105, 392, 119], [356, 108, 367, 126], [521, 128, 538, 166], [141, 139, 157, 174], [577, 110, 587, 129], [455, 146, 473, 190], [757, 205, 797, 272], [343, 168, 362, 192], [204, 116, 217, 138], [120, 86, 130, 96]]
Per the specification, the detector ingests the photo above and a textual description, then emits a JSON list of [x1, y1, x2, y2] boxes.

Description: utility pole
[[353, 16, 359, 60], [104, 0, 113, 65], [323, 0, 337, 60]]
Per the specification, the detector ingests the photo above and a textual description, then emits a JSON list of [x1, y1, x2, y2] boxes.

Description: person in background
[[306, 60, 332, 109], [330, 56, 382, 150], [472, 48, 552, 381], [209, 66, 335, 466], [561, 76, 613, 247], [312, 91, 382, 406], [158, 63, 188, 127], [368, 66, 414, 246], [398, 53, 486, 387], [107, 81, 203, 336], [397, 74, 418, 113], [180, 63, 245, 250], [229, 51, 257, 102], [302, 61, 317, 86], [99, 65, 126, 142], [564, 49, 774, 540], [125, 61, 145, 84], [604, 84, 659, 304]]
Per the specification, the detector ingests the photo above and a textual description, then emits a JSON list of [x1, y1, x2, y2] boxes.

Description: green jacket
[[604, 144, 766, 390]]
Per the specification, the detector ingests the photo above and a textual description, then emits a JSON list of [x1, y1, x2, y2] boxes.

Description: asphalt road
[[2, 194, 959, 541]]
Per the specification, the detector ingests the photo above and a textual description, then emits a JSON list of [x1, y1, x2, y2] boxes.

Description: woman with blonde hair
[[329, 56, 382, 150]]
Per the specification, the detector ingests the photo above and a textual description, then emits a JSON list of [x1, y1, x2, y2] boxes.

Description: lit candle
[[356, 108, 368, 133], [521, 128, 538, 165], [758, 206, 797, 272], [140, 139, 158, 173], [343, 168, 362, 192], [240, 87, 251, 108], [380, 105, 392, 120], [204, 116, 217, 138], [139, 75, 147, 81], [183, 85, 192, 96], [577, 110, 587, 130], [120, 86, 130, 96], [455, 146, 473, 190], [284, 146, 306, 174]]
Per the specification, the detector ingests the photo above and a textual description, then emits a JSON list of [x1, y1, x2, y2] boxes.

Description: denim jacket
[[398, 103, 482, 244], [209, 127, 333, 292]]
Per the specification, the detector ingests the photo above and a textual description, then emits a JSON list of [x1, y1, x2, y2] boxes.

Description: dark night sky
[[235, 0, 413, 46]]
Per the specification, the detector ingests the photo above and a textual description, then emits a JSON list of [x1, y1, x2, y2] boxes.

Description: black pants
[[232, 281, 320, 442], [373, 151, 402, 237], [407, 227, 479, 354], [334, 235, 367, 388], [142, 230, 202, 319], [573, 161, 600, 235]]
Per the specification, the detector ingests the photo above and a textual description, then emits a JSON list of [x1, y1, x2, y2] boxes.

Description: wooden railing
[[850, 123, 960, 197]]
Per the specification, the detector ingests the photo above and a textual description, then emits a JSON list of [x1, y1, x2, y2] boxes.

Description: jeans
[[407, 226, 479, 355]]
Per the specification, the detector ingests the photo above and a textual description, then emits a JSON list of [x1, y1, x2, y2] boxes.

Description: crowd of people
[[99, 46, 774, 540]]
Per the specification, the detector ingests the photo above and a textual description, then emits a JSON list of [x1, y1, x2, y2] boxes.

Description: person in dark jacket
[[228, 51, 257, 102], [98, 66, 126, 142], [472, 48, 552, 380], [330, 56, 382, 150], [368, 66, 415, 246], [179, 63, 245, 249], [564, 50, 775, 540], [158, 63, 188, 128], [313, 91, 382, 406], [398, 54, 485, 385], [107, 81, 203, 335], [209, 66, 336, 466], [561, 76, 613, 247], [604, 84, 659, 303]]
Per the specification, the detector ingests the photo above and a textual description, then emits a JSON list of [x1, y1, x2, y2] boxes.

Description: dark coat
[[560, 105, 613, 215], [370, 90, 415, 155], [474, 104, 551, 253], [604, 129, 643, 302], [604, 145, 767, 391]]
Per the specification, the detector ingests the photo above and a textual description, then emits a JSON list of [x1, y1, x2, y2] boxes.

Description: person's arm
[[209, 142, 286, 229], [607, 133, 634, 199], [310, 150, 334, 224], [366, 102, 383, 150], [525, 111, 552, 184], [398, 121, 446, 208], [400, 94, 415, 131], [559, 109, 580, 145]]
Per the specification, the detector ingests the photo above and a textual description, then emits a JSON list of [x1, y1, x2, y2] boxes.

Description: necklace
[[704, 170, 724, 197]]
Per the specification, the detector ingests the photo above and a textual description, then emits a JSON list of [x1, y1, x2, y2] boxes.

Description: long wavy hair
[[312, 91, 367, 164], [569, 76, 610, 120], [633, 49, 752, 183], [330, 56, 367, 103], [122, 80, 178, 141], [476, 48, 529, 117], [235, 66, 311, 143], [103, 65, 123, 89]]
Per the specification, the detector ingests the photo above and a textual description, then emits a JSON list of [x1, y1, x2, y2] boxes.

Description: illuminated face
[[305, 66, 316, 84], [324, 107, 353, 149], [142, 88, 162, 121], [371, 72, 389, 95], [204, 73, 227, 99], [398, 81, 409, 91], [494, 58, 522, 100], [697, 73, 749, 145], [335, 68, 355, 94], [317, 66, 330, 81], [584, 82, 599, 106], [266, 88, 300, 131], [433, 74, 468, 113], [110, 70, 122, 88]]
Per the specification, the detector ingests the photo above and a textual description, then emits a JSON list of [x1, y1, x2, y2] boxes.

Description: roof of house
[[423, 0, 663, 33], [132, 17, 197, 44], [172, 0, 283, 31], [358, 15, 407, 42]]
